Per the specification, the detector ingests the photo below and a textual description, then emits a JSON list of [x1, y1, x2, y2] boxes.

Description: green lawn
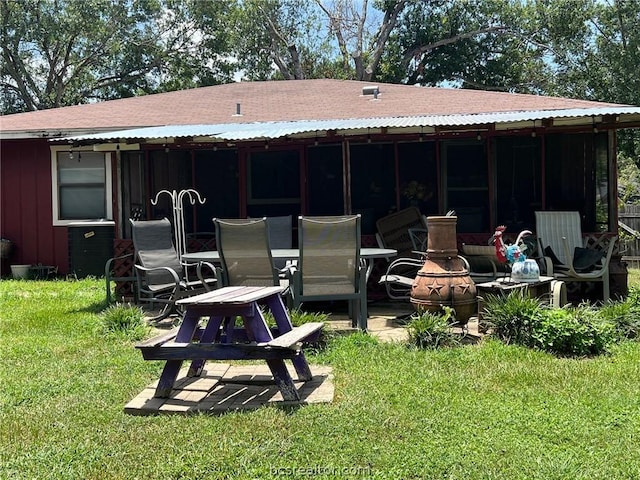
[[1, 277, 640, 479]]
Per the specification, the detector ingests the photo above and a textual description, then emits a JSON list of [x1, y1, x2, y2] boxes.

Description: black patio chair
[[130, 218, 217, 321]]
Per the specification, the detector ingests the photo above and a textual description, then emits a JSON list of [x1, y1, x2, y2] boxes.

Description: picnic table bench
[[136, 286, 324, 401]]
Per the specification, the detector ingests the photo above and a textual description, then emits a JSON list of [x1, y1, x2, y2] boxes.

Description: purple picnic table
[[136, 286, 323, 401]]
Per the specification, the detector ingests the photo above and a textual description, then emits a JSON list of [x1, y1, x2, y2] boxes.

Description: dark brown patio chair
[[375, 207, 427, 258]]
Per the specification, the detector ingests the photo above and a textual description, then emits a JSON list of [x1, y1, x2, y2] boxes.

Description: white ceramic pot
[[511, 259, 540, 283], [10, 264, 31, 279]]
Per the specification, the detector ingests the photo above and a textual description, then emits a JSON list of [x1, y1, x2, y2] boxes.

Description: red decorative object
[[410, 216, 477, 324]]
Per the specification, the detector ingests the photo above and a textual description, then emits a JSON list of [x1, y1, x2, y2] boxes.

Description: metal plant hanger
[[151, 189, 206, 260]]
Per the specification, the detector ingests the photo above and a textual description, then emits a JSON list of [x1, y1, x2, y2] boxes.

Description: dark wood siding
[[1, 139, 68, 273]]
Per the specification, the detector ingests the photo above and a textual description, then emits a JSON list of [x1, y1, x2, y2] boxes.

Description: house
[[2, 79, 640, 294]]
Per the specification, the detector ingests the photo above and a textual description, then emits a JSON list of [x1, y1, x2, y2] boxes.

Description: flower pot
[[511, 259, 540, 282], [10, 264, 31, 279], [0, 239, 12, 259]]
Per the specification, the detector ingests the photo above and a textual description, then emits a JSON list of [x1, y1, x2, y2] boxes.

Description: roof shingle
[[0, 79, 625, 134]]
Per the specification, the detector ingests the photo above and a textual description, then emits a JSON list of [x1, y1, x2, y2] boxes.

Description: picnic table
[[136, 286, 323, 401]]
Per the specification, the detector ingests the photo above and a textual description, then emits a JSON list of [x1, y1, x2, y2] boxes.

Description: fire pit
[[410, 216, 477, 324]]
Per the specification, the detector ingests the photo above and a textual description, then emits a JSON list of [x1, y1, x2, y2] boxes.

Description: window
[[51, 148, 112, 225]]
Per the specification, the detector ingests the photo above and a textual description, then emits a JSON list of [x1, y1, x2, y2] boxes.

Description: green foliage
[[0, 0, 236, 113], [617, 153, 640, 204], [99, 302, 149, 340], [599, 287, 640, 340], [530, 305, 617, 357], [288, 308, 330, 327], [407, 307, 459, 349], [482, 289, 640, 357], [482, 290, 544, 346]]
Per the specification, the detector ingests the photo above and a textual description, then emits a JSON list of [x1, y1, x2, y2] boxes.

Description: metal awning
[[59, 106, 640, 143]]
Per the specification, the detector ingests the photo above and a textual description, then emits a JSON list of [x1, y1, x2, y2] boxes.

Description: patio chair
[[130, 218, 217, 321], [265, 215, 293, 271], [378, 256, 423, 300], [375, 207, 427, 258], [460, 244, 505, 283], [289, 215, 368, 330], [535, 211, 617, 301], [213, 217, 281, 287], [408, 227, 428, 252], [379, 253, 483, 301]]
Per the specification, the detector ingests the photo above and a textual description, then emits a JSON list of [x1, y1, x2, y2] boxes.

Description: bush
[[407, 307, 459, 349], [482, 290, 544, 346], [599, 287, 640, 340], [483, 290, 620, 356], [530, 305, 617, 356], [99, 303, 149, 340]]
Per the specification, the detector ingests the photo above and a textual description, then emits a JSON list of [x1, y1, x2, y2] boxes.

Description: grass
[[1, 276, 640, 479]]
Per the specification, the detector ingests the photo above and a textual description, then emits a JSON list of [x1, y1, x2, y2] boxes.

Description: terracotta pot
[[410, 216, 477, 324]]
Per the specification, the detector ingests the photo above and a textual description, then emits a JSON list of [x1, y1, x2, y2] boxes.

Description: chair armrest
[[541, 256, 554, 275], [195, 261, 219, 290], [134, 264, 181, 287], [105, 253, 134, 276], [105, 253, 135, 303]]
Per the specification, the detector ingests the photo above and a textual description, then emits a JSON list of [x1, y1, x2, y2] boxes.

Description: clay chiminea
[[410, 216, 477, 324]]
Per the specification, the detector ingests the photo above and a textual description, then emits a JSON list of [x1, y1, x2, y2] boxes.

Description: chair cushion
[[573, 247, 604, 272], [543, 246, 564, 266]]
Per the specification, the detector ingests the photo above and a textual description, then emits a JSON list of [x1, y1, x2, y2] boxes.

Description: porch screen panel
[[494, 137, 541, 232], [307, 144, 344, 216], [443, 141, 488, 233], [594, 133, 609, 232], [120, 151, 145, 238], [545, 132, 608, 231], [246, 149, 300, 218], [397, 141, 438, 215], [148, 149, 192, 220], [194, 149, 239, 232], [350, 143, 395, 235]]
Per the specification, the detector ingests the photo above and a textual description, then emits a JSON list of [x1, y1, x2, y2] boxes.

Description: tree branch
[[316, 0, 351, 72], [403, 25, 508, 63], [364, 0, 408, 80]]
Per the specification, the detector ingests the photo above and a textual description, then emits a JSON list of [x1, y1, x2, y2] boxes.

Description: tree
[[230, 0, 409, 81], [0, 0, 236, 113]]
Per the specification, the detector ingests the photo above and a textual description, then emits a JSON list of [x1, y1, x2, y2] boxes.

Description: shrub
[[289, 309, 330, 328], [597, 297, 640, 341], [530, 304, 617, 356], [482, 290, 544, 346], [407, 307, 459, 349], [99, 303, 149, 340]]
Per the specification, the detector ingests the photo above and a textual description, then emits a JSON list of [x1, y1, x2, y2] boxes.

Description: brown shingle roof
[[0, 78, 625, 134]]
